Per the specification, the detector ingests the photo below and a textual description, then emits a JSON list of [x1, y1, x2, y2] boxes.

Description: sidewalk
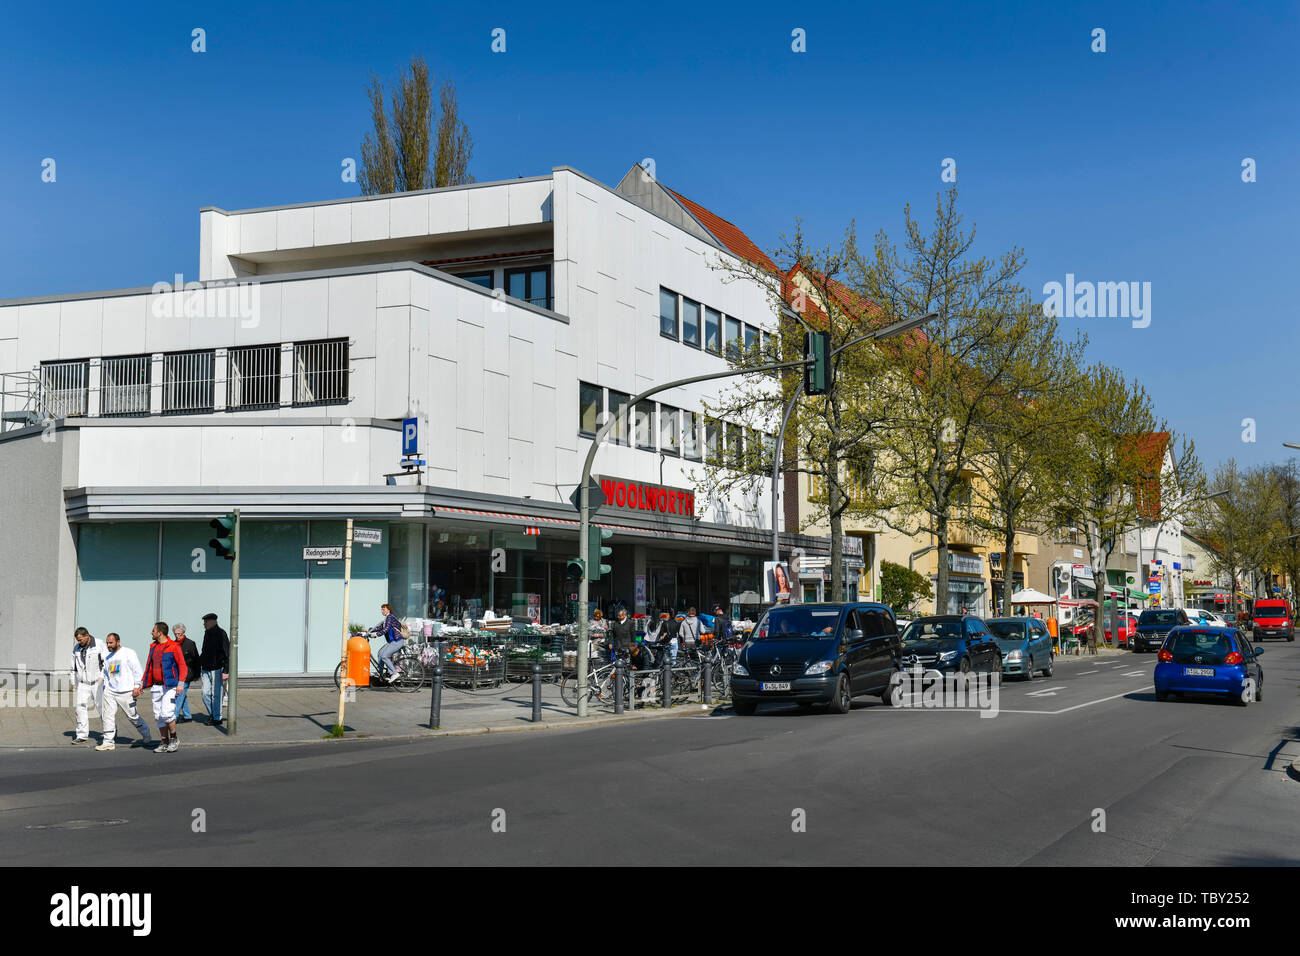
[[1, 680, 716, 750]]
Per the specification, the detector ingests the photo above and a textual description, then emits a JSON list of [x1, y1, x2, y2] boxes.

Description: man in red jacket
[[140, 622, 188, 753]]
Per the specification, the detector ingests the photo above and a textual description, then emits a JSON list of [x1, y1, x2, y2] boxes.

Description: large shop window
[[161, 349, 215, 415], [293, 339, 349, 406], [100, 354, 150, 417], [659, 288, 679, 339], [227, 344, 281, 410], [506, 266, 552, 310], [579, 381, 602, 437]]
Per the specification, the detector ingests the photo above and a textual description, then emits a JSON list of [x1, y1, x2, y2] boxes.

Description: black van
[[730, 602, 903, 715]]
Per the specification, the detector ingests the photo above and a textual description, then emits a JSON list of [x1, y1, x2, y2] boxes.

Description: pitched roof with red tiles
[[665, 188, 779, 273]]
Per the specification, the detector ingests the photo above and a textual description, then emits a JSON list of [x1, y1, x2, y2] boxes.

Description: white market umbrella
[[1009, 588, 1057, 605]]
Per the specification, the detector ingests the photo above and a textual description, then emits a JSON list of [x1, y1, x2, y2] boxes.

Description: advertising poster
[[764, 561, 792, 603]]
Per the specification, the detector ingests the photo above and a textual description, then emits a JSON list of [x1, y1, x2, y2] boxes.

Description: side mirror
[[849, 629, 865, 642], [1253, 648, 1264, 657]]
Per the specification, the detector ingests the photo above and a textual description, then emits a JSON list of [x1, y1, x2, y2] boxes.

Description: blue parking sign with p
[[402, 417, 419, 456]]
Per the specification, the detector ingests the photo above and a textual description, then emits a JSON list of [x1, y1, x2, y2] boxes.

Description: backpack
[[399, 621, 411, 641]]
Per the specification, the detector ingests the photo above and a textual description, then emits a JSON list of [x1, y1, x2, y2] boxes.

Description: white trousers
[[102, 689, 151, 742], [74, 682, 101, 739], [150, 686, 178, 729]]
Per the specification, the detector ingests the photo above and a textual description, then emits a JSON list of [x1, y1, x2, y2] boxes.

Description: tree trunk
[[1003, 520, 1017, 619], [829, 478, 843, 602], [935, 514, 949, 615]]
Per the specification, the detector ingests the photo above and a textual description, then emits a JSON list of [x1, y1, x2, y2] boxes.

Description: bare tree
[[359, 56, 473, 195]]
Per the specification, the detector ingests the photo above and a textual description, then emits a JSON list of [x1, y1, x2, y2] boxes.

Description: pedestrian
[[369, 603, 404, 681], [140, 622, 188, 753], [69, 627, 108, 745], [198, 613, 229, 726], [172, 623, 201, 724], [96, 632, 152, 751], [662, 608, 680, 663], [712, 604, 734, 646], [628, 640, 655, 702], [609, 607, 635, 662], [680, 606, 702, 653]]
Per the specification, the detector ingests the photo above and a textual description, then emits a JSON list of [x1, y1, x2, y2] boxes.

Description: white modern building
[[0, 165, 828, 680]]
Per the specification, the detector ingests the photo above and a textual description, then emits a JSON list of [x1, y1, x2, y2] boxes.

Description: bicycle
[[560, 657, 626, 708], [333, 638, 426, 694]]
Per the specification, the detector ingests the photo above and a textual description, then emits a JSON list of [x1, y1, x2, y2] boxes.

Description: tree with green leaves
[[967, 316, 1088, 616], [360, 56, 473, 195], [859, 188, 1050, 614], [1054, 365, 1204, 652], [880, 560, 934, 615]]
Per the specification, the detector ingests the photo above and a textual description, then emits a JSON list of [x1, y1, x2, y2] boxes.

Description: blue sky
[[2, 0, 1296, 472]]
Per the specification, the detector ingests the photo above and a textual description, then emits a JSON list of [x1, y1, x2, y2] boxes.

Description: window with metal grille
[[100, 355, 150, 417], [161, 350, 215, 414], [39, 360, 89, 418], [227, 344, 281, 410], [294, 339, 349, 406]]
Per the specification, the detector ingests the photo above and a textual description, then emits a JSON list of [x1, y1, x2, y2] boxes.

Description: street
[[5, 644, 1297, 867]]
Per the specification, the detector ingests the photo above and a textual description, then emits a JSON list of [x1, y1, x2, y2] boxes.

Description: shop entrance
[[648, 564, 701, 613]]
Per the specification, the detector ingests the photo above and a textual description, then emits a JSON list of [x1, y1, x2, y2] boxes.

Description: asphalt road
[[4, 643, 1298, 867]]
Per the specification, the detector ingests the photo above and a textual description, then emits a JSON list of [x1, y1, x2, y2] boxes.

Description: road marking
[[1025, 685, 1066, 697], [1122, 670, 1145, 677], [1079, 670, 1098, 675]]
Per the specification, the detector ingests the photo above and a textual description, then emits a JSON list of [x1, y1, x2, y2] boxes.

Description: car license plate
[[1183, 667, 1214, 677], [760, 682, 791, 691]]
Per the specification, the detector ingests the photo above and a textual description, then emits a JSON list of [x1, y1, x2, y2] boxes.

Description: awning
[[1009, 588, 1056, 604]]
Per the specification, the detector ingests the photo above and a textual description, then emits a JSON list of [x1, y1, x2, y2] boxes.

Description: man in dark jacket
[[172, 623, 202, 723], [712, 605, 734, 644], [199, 613, 229, 726], [609, 607, 635, 661]]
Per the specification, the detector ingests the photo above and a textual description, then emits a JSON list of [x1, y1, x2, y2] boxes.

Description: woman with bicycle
[[369, 603, 405, 681]]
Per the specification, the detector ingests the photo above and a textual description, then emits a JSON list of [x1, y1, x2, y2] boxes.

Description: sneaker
[[71, 737, 87, 745], [94, 742, 116, 751], [177, 717, 192, 724], [166, 739, 178, 753], [153, 741, 170, 754]]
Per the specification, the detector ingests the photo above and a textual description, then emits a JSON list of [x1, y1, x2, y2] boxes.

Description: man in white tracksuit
[[69, 627, 107, 745], [96, 632, 152, 751]]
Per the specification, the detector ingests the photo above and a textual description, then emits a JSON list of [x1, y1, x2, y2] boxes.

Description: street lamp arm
[[829, 312, 937, 359]]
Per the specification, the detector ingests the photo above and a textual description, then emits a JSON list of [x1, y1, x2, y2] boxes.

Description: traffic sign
[[353, 528, 382, 545], [569, 477, 606, 513], [402, 417, 419, 456]]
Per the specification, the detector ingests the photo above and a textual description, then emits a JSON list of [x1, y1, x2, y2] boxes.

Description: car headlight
[[1005, 650, 1022, 662], [938, 650, 958, 661], [804, 660, 834, 676], [732, 662, 749, 676]]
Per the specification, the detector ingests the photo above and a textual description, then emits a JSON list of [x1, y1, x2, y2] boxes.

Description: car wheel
[[881, 672, 903, 707], [1255, 678, 1263, 702], [1023, 657, 1035, 681], [993, 655, 1003, 677], [828, 673, 852, 714], [959, 656, 972, 675], [732, 698, 756, 716], [1043, 658, 1053, 678]]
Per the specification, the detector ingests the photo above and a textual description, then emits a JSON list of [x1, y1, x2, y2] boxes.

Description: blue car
[[986, 617, 1055, 679], [1153, 626, 1264, 705]]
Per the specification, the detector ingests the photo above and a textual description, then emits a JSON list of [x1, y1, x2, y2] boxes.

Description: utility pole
[[335, 518, 354, 732], [227, 509, 241, 735]]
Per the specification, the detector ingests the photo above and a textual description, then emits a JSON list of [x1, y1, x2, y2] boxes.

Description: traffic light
[[566, 557, 586, 581], [588, 526, 613, 581], [209, 514, 237, 560], [804, 331, 832, 395]]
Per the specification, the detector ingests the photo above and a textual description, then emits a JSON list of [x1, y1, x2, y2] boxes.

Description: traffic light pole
[[575, 359, 805, 716], [227, 508, 241, 735]]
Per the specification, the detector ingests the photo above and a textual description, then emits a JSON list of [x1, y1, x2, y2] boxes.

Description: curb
[[3, 702, 722, 751]]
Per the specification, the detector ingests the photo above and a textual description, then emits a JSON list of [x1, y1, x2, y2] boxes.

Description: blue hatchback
[[1153, 626, 1264, 705]]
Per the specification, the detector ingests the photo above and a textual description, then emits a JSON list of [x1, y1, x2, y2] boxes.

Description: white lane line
[[1079, 670, 1099, 675], [1049, 686, 1152, 713], [1025, 685, 1066, 697], [1121, 670, 1145, 677]]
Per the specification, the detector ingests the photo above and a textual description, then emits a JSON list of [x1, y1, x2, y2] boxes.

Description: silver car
[[986, 617, 1055, 679]]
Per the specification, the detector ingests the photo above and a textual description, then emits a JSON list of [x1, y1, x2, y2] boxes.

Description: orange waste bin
[[347, 635, 371, 687]]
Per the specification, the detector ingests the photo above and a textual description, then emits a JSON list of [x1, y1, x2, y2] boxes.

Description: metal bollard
[[703, 659, 712, 705], [614, 659, 625, 714], [531, 661, 542, 722], [661, 660, 672, 709], [429, 641, 444, 730]]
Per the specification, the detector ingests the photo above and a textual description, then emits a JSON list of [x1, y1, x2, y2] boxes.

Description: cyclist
[[369, 603, 405, 681]]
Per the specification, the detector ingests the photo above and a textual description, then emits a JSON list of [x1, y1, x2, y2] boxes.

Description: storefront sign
[[635, 574, 646, 607], [948, 552, 983, 576], [597, 476, 695, 517], [303, 547, 343, 560]]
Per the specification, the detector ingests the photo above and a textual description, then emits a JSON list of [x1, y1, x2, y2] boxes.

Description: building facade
[[0, 165, 829, 679]]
